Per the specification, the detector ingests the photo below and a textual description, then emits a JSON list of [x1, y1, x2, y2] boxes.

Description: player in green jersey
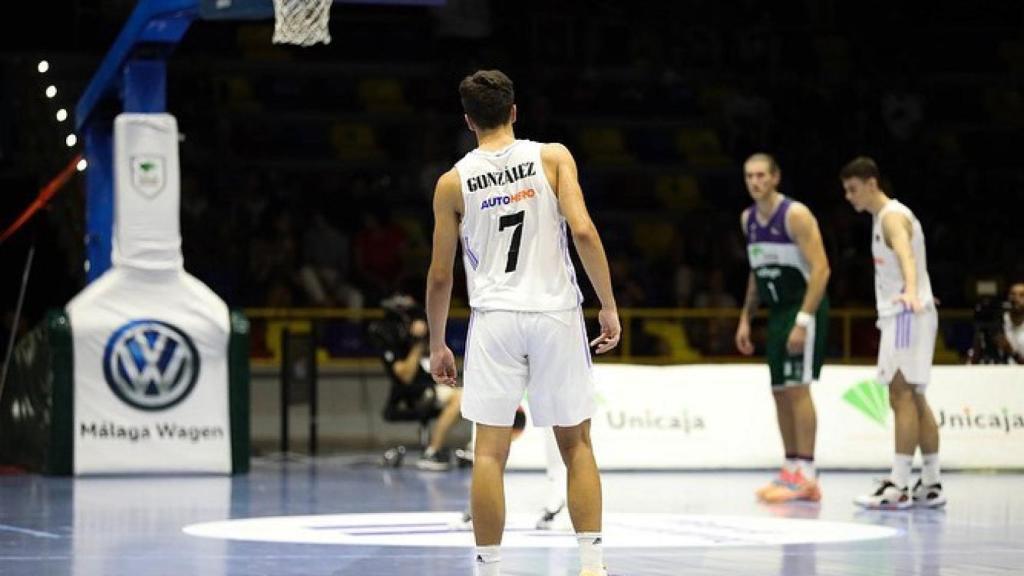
[[735, 153, 831, 503]]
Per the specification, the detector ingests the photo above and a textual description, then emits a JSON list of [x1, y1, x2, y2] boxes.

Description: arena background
[[1, 3, 1024, 576], [1, 0, 1023, 450]]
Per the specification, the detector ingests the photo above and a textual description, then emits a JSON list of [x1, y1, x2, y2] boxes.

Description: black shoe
[[454, 448, 474, 468], [416, 449, 452, 471]]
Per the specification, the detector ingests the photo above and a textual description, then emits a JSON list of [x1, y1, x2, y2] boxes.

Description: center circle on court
[[183, 512, 899, 548]]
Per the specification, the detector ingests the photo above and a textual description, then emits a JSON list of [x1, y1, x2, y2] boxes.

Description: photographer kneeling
[[373, 295, 464, 471]]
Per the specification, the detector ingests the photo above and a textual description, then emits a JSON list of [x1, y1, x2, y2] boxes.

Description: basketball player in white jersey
[[841, 157, 946, 509], [427, 70, 620, 576]]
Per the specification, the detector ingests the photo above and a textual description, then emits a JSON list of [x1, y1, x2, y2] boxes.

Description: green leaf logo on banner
[[842, 379, 889, 427]]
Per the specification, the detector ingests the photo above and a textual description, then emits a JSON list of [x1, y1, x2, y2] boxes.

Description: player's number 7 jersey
[[454, 140, 583, 312]]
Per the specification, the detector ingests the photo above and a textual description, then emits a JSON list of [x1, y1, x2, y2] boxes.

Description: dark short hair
[[458, 70, 514, 130], [745, 152, 780, 174], [839, 156, 882, 182]]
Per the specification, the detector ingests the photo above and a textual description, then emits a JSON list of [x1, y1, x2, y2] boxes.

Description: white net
[[272, 0, 333, 46]]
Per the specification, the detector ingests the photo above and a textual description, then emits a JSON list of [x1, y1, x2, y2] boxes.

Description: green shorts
[[766, 301, 829, 387]]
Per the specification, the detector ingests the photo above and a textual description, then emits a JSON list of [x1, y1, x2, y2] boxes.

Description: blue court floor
[[1, 456, 1021, 575]]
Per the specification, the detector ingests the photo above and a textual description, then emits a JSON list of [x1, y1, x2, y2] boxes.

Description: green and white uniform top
[[745, 196, 811, 310]]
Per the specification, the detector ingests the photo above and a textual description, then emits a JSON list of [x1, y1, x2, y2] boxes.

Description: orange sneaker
[[756, 468, 793, 501], [761, 469, 821, 503]]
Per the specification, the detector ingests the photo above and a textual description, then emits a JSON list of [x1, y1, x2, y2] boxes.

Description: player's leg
[[553, 421, 602, 533], [553, 421, 605, 576], [789, 386, 816, 461], [526, 308, 605, 576], [854, 370, 915, 510], [760, 311, 799, 500], [536, 428, 568, 529], [460, 310, 529, 574], [911, 389, 945, 506], [909, 309, 944, 507], [472, 423, 513, 575], [781, 305, 828, 501], [856, 313, 914, 509], [890, 370, 919, 482], [772, 389, 798, 459], [783, 383, 819, 501]]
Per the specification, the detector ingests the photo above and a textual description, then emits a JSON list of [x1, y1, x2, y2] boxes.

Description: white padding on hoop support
[[113, 113, 183, 271]]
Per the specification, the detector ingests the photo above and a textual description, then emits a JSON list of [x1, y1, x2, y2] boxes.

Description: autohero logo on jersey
[[79, 319, 224, 445], [480, 188, 536, 210]]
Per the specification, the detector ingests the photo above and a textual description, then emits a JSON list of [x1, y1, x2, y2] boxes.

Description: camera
[[367, 294, 426, 351], [968, 281, 1010, 364]]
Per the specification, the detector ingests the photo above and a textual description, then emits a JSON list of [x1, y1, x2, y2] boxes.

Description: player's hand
[[430, 346, 458, 387], [590, 308, 621, 354], [735, 318, 754, 356], [786, 325, 807, 355], [894, 292, 922, 313]]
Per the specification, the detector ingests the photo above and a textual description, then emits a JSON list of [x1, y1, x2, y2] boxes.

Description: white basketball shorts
[[461, 307, 596, 427], [876, 307, 938, 389]]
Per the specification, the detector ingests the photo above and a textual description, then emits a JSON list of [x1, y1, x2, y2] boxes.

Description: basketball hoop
[[272, 0, 332, 46]]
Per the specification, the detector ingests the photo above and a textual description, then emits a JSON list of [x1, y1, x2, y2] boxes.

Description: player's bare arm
[[736, 208, 757, 355], [881, 211, 920, 312], [542, 142, 620, 354], [426, 168, 462, 385], [785, 203, 831, 353]]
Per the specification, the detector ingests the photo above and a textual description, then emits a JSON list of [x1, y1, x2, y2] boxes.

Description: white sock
[[474, 545, 500, 576], [423, 447, 437, 458], [784, 458, 799, 472], [797, 458, 816, 479], [921, 453, 941, 486], [577, 532, 604, 572], [892, 454, 913, 489]]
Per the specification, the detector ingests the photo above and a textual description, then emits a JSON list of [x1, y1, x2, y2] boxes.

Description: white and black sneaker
[[912, 479, 947, 508], [454, 447, 474, 468], [854, 480, 912, 510], [416, 448, 452, 471]]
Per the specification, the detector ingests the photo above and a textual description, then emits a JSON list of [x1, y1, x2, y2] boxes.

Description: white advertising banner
[[67, 268, 232, 474], [507, 364, 1024, 470], [66, 112, 233, 475]]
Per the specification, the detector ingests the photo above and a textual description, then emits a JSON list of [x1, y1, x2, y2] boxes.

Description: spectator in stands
[[671, 238, 696, 307], [694, 267, 738, 354], [299, 212, 364, 309], [998, 282, 1024, 364], [249, 208, 299, 306], [881, 81, 924, 143], [608, 252, 647, 307], [354, 206, 408, 302]]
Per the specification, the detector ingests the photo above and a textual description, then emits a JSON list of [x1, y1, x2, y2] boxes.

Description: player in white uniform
[[427, 70, 620, 576], [840, 157, 946, 509]]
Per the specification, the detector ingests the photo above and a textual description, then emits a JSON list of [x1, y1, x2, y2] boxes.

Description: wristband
[[795, 311, 814, 328]]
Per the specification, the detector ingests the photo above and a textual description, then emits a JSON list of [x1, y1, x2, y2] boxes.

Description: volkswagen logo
[[103, 319, 200, 411]]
